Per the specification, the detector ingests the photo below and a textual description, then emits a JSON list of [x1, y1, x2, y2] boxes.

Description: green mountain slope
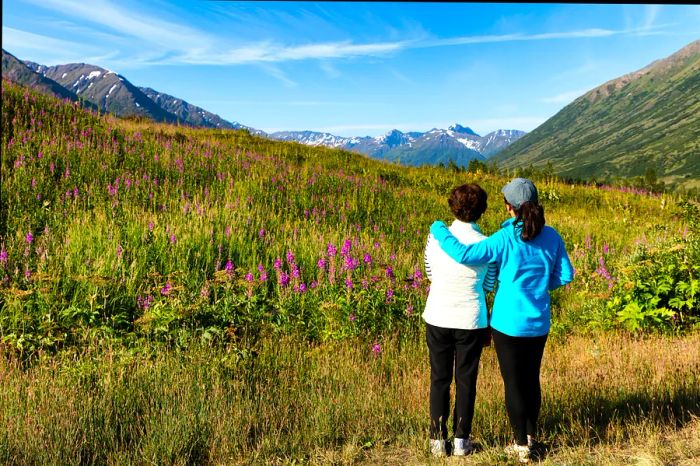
[[493, 40, 700, 189]]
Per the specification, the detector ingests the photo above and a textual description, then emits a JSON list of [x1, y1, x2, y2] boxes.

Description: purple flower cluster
[[137, 294, 154, 309], [595, 256, 615, 289]]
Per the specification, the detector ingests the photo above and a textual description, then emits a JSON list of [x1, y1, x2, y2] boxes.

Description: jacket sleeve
[[429, 221, 503, 264], [423, 234, 433, 281], [548, 236, 574, 291]]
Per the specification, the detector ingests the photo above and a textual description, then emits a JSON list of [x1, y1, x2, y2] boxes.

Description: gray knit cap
[[501, 178, 538, 209]]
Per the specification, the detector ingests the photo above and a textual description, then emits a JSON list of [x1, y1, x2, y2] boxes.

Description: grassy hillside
[[1, 81, 699, 464], [493, 40, 700, 190], [1, 50, 93, 107]]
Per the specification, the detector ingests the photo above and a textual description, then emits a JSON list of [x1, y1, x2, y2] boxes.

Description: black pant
[[492, 328, 548, 446], [426, 323, 487, 440]]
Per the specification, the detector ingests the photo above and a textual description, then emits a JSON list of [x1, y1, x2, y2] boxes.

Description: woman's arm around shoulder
[[429, 221, 505, 265]]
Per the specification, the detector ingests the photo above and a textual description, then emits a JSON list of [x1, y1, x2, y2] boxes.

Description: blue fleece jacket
[[430, 217, 574, 337]]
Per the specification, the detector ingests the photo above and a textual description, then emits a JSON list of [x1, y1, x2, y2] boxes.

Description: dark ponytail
[[514, 201, 545, 241]]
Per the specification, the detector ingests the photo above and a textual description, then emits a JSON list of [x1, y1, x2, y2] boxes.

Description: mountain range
[[1, 48, 523, 164], [269, 125, 526, 165], [493, 39, 700, 189]]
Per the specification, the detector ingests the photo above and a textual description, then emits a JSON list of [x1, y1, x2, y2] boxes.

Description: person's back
[[423, 219, 492, 330], [421, 183, 494, 458], [488, 219, 569, 337]]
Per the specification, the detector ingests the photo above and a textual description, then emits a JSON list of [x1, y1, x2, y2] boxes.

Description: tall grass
[[1, 333, 698, 464], [1, 81, 693, 356]]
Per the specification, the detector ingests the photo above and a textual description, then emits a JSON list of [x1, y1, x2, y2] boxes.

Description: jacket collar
[[451, 219, 483, 234], [501, 217, 516, 228]]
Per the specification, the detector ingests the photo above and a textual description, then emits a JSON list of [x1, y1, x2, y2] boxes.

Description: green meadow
[[1, 81, 699, 464]]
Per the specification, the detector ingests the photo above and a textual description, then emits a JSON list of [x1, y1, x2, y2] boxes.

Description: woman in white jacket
[[423, 183, 496, 457]]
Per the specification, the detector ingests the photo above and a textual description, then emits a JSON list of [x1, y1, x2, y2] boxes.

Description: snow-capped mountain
[[5, 49, 524, 166], [19, 57, 256, 131], [24, 61, 180, 124], [269, 125, 526, 166]]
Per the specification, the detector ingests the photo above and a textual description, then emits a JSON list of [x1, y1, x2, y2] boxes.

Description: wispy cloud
[[257, 64, 298, 88], [421, 28, 618, 48], [319, 62, 342, 79], [17, 0, 680, 69], [26, 0, 210, 50], [176, 40, 410, 65], [541, 88, 591, 104], [643, 5, 661, 30], [2, 26, 106, 64]]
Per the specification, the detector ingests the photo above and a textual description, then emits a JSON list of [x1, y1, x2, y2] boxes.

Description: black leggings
[[426, 323, 487, 440], [492, 328, 548, 446]]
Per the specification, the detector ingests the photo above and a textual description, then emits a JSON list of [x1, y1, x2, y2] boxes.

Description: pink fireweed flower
[[26, 232, 33, 244], [0, 247, 7, 265], [385, 266, 394, 279], [372, 343, 381, 355], [291, 264, 301, 278], [279, 272, 290, 287], [225, 260, 234, 274], [24, 267, 31, 279], [349, 313, 356, 322], [344, 255, 359, 271], [341, 239, 352, 256], [137, 294, 154, 309], [273, 258, 282, 270], [299, 283, 307, 293], [363, 253, 372, 265], [386, 288, 394, 299], [116, 244, 123, 258], [286, 250, 295, 264], [225, 226, 232, 237], [317, 257, 327, 270], [245, 272, 254, 282], [148, 221, 154, 232], [406, 304, 414, 315], [327, 243, 337, 257], [603, 243, 609, 254], [170, 234, 176, 244], [345, 278, 354, 289], [259, 229, 266, 238], [161, 282, 172, 296], [309, 280, 318, 289], [373, 242, 380, 249]]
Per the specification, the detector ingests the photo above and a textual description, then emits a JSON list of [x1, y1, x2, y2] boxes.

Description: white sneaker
[[452, 437, 475, 456], [430, 439, 446, 457], [505, 443, 530, 463]]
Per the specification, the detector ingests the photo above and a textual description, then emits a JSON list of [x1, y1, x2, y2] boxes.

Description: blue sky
[[3, 1, 700, 136]]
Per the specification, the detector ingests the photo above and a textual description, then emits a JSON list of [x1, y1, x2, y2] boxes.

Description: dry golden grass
[[1, 331, 698, 465]]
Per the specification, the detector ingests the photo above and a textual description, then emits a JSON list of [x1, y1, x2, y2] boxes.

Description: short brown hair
[[448, 184, 488, 222]]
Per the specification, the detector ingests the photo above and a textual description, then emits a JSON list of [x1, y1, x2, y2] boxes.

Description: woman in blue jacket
[[429, 178, 574, 463]]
